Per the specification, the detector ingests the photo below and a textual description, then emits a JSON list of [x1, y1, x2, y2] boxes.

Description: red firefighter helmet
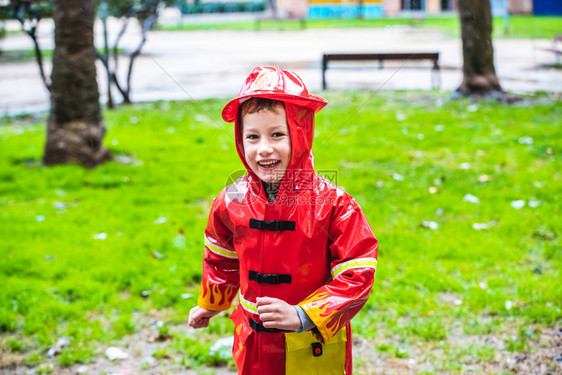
[[222, 65, 328, 123]]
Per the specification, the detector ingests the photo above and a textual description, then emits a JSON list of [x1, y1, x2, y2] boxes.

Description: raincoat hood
[[222, 66, 328, 197]]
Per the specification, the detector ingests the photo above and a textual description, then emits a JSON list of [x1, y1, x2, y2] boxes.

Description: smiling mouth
[[258, 160, 281, 169]]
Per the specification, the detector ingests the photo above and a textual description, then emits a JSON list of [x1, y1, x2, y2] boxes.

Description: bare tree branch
[[14, 2, 51, 92], [96, 0, 161, 106]]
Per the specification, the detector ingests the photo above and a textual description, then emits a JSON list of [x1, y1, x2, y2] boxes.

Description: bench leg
[[322, 57, 328, 90], [431, 61, 441, 89]]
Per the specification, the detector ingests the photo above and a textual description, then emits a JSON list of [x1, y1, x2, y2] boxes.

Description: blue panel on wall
[[533, 0, 562, 15], [308, 4, 383, 19], [490, 0, 509, 16]]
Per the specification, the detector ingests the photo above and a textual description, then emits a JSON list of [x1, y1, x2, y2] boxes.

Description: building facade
[[306, 0, 539, 19]]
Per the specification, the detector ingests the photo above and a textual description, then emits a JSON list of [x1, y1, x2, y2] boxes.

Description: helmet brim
[[222, 92, 328, 123]]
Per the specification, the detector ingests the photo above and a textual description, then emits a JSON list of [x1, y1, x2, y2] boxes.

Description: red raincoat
[[197, 66, 378, 375]]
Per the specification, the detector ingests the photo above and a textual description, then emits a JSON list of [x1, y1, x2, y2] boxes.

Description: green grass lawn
[[158, 15, 562, 39], [0, 48, 127, 64], [0, 91, 561, 373]]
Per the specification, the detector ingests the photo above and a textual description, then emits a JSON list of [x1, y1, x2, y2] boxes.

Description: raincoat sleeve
[[298, 194, 378, 344], [197, 190, 240, 311]]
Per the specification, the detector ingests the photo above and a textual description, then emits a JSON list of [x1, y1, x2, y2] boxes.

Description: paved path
[[1, 16, 561, 115]]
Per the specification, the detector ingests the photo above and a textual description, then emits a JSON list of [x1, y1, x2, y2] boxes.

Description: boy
[[188, 66, 378, 374]]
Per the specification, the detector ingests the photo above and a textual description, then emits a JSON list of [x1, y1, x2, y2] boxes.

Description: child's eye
[[272, 132, 286, 137], [246, 134, 259, 140]]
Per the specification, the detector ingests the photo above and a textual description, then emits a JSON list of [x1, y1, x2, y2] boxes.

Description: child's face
[[241, 104, 291, 185]]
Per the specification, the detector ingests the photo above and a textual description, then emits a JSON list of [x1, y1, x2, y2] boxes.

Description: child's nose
[[257, 140, 274, 155]]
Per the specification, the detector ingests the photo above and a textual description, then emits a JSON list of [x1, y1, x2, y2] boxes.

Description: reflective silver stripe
[[204, 235, 237, 259], [238, 291, 258, 314], [331, 257, 377, 279]]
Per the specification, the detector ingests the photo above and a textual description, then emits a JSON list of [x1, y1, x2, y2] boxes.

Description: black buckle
[[249, 219, 295, 231], [249, 318, 286, 333], [311, 342, 323, 357], [249, 270, 292, 284]]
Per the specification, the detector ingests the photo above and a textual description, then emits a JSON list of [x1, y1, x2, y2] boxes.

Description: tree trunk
[[455, 0, 504, 98], [43, 0, 111, 167]]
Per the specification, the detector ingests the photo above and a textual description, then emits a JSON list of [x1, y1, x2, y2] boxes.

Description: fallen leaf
[[511, 200, 526, 209], [463, 194, 479, 204], [93, 233, 107, 240], [173, 234, 186, 248], [141, 291, 151, 298], [472, 223, 489, 230], [55, 189, 67, 197], [105, 347, 129, 361], [429, 187, 438, 194], [209, 336, 234, 356], [421, 221, 438, 230], [56, 337, 70, 347], [54, 202, 67, 209], [142, 356, 156, 367], [149, 319, 164, 329], [478, 174, 491, 182], [46, 337, 70, 358], [529, 200, 541, 208]]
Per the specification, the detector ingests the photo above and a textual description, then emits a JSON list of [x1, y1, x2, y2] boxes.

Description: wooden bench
[[321, 52, 441, 90]]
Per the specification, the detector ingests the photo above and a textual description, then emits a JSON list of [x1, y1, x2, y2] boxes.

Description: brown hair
[[239, 97, 285, 120]]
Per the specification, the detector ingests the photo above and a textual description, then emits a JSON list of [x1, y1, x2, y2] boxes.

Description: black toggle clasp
[[249, 318, 286, 333], [311, 342, 323, 357], [249, 270, 292, 284], [249, 219, 295, 231]]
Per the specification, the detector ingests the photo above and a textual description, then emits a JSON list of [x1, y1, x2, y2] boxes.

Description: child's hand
[[188, 306, 221, 329], [256, 297, 301, 331]]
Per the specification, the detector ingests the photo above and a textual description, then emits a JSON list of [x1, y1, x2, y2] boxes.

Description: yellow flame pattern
[[197, 280, 237, 311], [299, 291, 345, 344]]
